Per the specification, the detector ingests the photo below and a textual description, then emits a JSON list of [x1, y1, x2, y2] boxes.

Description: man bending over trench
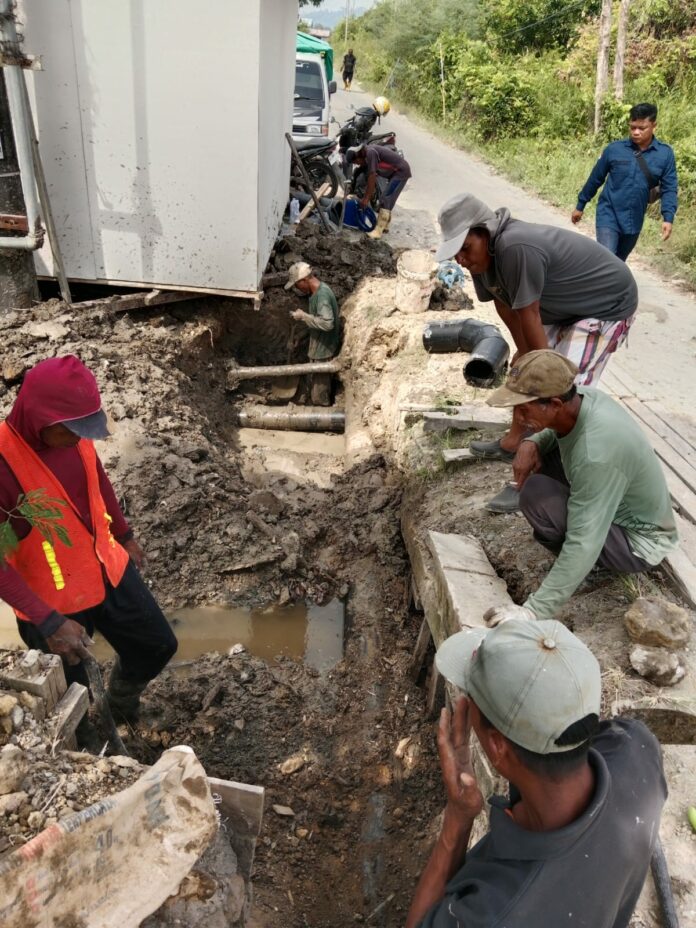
[[406, 618, 666, 928], [484, 350, 678, 623], [436, 193, 638, 513]]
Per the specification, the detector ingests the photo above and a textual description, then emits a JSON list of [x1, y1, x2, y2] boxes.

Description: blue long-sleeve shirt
[[576, 137, 678, 234]]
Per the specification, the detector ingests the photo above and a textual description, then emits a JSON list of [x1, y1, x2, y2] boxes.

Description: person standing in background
[[572, 103, 678, 261], [342, 48, 356, 90]]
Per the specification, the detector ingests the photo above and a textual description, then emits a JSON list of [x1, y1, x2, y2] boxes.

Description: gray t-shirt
[[418, 719, 666, 928], [472, 218, 638, 326]]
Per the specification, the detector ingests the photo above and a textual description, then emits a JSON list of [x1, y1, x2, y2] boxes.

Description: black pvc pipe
[[422, 318, 510, 387]]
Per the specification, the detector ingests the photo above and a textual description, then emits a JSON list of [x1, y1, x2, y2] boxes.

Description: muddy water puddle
[[0, 599, 344, 673]]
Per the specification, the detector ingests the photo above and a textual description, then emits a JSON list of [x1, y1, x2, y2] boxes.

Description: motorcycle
[[290, 136, 340, 199]]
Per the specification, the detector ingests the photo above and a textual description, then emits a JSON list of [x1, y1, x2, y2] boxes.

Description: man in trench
[[286, 262, 340, 407], [436, 192, 638, 512], [406, 618, 666, 928], [483, 350, 678, 624], [0, 356, 177, 729]]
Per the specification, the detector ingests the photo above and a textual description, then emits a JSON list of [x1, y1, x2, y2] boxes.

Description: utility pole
[[613, 0, 632, 101], [0, 67, 38, 311], [593, 0, 612, 135]]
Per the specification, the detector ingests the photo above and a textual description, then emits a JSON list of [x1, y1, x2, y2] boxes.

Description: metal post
[[0, 69, 37, 308], [285, 133, 332, 233]]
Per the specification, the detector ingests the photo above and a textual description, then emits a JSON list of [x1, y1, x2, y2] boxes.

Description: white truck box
[[20, 0, 296, 297]]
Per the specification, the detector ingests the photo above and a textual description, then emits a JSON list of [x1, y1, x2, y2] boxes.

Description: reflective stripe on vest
[[0, 422, 129, 619]]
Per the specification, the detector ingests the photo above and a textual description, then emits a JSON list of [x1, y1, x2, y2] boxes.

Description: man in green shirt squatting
[[484, 350, 678, 623], [285, 262, 341, 406]]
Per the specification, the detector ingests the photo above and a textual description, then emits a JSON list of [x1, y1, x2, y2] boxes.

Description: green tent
[[296, 32, 334, 81]]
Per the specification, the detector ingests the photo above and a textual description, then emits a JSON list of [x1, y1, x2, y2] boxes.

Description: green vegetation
[[0, 489, 72, 562], [341, 0, 696, 284]]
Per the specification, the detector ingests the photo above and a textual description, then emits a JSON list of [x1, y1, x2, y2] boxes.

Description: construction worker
[[286, 262, 340, 406], [483, 350, 678, 622], [347, 142, 412, 240], [408, 618, 666, 928], [0, 356, 177, 721], [342, 48, 356, 90], [436, 192, 638, 512]]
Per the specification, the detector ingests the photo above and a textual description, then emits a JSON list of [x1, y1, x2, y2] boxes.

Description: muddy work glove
[[483, 604, 536, 628], [46, 617, 93, 666]]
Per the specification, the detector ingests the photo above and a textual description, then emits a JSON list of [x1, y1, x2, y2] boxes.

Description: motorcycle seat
[[295, 137, 334, 153]]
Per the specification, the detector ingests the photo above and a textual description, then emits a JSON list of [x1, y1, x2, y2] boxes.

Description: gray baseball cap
[[435, 619, 601, 754], [436, 193, 499, 262], [62, 409, 110, 440]]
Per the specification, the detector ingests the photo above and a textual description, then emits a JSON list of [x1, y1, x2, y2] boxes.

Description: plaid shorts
[[544, 314, 635, 386]]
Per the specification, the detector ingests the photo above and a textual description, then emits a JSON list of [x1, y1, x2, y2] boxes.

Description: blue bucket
[[342, 198, 377, 232]]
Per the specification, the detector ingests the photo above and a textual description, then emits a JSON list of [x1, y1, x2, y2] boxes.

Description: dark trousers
[[380, 175, 409, 211], [18, 562, 178, 689], [519, 449, 649, 573], [596, 225, 641, 262]]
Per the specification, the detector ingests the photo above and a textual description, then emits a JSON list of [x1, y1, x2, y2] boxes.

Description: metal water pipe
[[0, 0, 43, 250]]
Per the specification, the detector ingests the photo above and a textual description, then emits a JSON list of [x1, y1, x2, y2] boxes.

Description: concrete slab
[[423, 406, 511, 434], [428, 530, 497, 577]]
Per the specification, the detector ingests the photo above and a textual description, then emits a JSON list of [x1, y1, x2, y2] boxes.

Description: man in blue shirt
[[571, 102, 678, 261]]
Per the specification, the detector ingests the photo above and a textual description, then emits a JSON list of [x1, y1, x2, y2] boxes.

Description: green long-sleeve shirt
[[525, 388, 678, 619], [302, 282, 340, 361]]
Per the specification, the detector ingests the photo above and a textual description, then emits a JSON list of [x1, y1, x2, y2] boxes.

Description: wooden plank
[[664, 512, 696, 610], [409, 617, 432, 682], [606, 363, 657, 400], [52, 682, 89, 746], [661, 462, 696, 526], [623, 397, 696, 481], [425, 663, 445, 719], [423, 406, 511, 434], [646, 400, 696, 457], [298, 181, 332, 222]]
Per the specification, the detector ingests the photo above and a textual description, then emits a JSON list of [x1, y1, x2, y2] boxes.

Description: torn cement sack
[[0, 745, 218, 928]]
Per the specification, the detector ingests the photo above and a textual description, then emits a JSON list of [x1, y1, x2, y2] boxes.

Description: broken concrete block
[[0, 790, 27, 815], [0, 745, 27, 795], [629, 644, 686, 687], [624, 597, 691, 649], [0, 694, 18, 717]]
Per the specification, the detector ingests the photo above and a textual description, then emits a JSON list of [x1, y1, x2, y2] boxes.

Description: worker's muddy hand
[[122, 538, 145, 569], [512, 440, 542, 490], [438, 696, 483, 821], [290, 309, 306, 321], [483, 604, 536, 628], [46, 617, 93, 666]]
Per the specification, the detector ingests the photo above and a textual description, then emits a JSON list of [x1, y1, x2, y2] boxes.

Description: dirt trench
[[0, 226, 456, 926]]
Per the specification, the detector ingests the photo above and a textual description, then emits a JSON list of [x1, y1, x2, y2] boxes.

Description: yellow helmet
[[373, 96, 391, 116]]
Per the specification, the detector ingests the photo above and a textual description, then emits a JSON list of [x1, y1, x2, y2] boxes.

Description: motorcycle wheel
[[298, 159, 339, 199]]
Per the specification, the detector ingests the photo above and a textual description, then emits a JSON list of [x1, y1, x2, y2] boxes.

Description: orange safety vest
[[0, 422, 129, 620]]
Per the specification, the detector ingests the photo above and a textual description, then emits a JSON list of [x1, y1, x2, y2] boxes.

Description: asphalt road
[[331, 85, 694, 423]]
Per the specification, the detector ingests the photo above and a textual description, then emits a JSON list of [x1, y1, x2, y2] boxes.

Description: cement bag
[[394, 250, 438, 314], [0, 746, 217, 928]]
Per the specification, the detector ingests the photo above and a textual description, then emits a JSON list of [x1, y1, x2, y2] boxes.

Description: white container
[[394, 249, 438, 314], [21, 0, 296, 298]]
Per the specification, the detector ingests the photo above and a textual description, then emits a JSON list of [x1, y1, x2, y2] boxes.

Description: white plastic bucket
[[394, 249, 438, 314]]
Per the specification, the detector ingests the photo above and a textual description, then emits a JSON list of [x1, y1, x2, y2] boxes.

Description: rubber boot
[[107, 660, 148, 722], [383, 210, 392, 234], [76, 716, 104, 755], [368, 209, 391, 240]]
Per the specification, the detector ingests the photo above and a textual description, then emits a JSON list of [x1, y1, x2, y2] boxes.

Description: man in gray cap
[[286, 262, 340, 406], [483, 349, 677, 623], [406, 618, 666, 928], [436, 193, 638, 511]]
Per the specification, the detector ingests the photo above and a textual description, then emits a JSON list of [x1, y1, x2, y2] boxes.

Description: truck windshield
[[295, 61, 324, 103]]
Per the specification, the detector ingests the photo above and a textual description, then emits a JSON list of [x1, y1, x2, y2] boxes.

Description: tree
[[612, 0, 632, 100], [593, 0, 612, 133]]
